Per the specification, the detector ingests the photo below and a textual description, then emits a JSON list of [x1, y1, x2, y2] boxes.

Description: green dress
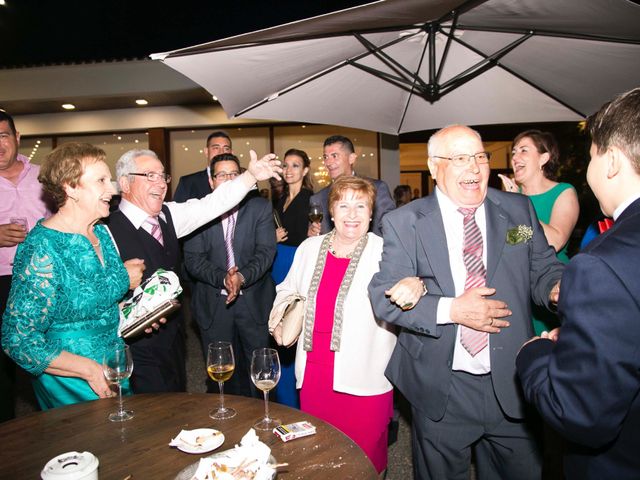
[[527, 182, 574, 335], [1, 221, 130, 409]]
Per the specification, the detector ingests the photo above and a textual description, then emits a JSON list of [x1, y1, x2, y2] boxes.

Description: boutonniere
[[506, 225, 533, 245]]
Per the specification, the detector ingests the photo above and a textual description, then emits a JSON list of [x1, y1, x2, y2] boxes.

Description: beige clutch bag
[[268, 293, 305, 347]]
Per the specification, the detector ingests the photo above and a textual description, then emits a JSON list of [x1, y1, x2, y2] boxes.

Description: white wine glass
[[102, 344, 134, 422], [308, 203, 323, 225], [250, 348, 281, 431], [207, 341, 236, 420]]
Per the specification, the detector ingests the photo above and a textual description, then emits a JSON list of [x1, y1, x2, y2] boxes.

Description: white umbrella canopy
[[152, 0, 640, 135]]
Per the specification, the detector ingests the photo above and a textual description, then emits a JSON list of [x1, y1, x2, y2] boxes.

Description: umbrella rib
[[439, 31, 532, 92], [451, 34, 587, 117]]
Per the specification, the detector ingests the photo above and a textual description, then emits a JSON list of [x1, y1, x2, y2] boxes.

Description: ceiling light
[[135, 99, 148, 106], [62, 104, 75, 110], [0, 1, 6, 6], [212, 95, 218, 101]]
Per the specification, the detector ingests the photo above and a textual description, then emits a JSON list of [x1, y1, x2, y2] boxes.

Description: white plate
[[174, 450, 276, 480], [173, 428, 225, 454]]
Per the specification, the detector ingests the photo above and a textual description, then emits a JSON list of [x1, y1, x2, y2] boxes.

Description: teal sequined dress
[[1, 221, 130, 409]]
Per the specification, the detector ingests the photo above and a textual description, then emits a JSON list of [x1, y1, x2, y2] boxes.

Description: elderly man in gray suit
[[369, 125, 563, 480]]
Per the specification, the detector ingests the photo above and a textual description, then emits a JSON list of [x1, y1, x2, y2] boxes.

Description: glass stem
[[263, 390, 270, 420], [219, 381, 225, 412], [117, 383, 124, 416]]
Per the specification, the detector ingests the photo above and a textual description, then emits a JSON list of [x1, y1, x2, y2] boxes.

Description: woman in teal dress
[[2, 143, 144, 410], [499, 130, 580, 335]]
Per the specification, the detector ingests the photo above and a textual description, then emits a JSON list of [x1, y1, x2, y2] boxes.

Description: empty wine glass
[[207, 341, 236, 420], [250, 348, 281, 431], [102, 344, 134, 422]]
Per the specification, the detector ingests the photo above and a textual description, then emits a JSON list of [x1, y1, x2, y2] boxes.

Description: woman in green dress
[[499, 130, 580, 334], [2, 143, 144, 409]]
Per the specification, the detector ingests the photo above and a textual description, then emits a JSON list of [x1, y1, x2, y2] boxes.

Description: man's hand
[[519, 328, 560, 353], [224, 266, 243, 304], [450, 287, 511, 333], [123, 258, 145, 290], [549, 281, 560, 304], [0, 222, 27, 247], [307, 222, 321, 237], [245, 150, 282, 183], [385, 276, 426, 310]]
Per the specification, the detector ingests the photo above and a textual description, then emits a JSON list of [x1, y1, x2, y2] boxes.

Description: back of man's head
[[588, 87, 640, 172], [323, 135, 354, 153]]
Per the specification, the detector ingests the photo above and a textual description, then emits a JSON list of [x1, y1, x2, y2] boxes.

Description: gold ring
[[490, 318, 494, 326]]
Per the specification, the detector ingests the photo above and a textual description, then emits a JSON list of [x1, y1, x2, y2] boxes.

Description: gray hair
[[116, 149, 160, 180], [427, 124, 482, 158]]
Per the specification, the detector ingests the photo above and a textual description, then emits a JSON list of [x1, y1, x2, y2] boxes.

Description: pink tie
[[223, 209, 237, 271], [458, 207, 488, 356], [145, 216, 164, 246]]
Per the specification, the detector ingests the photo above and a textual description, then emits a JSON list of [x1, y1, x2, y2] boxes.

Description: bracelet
[[420, 279, 427, 296]]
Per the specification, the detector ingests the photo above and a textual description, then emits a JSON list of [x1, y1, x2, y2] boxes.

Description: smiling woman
[[1, 142, 143, 410]]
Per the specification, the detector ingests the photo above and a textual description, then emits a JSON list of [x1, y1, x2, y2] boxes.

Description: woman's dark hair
[[513, 129, 560, 181], [283, 148, 313, 192]]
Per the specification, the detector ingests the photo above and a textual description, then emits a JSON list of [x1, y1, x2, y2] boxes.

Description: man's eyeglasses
[[212, 171, 240, 181], [128, 172, 171, 183], [431, 152, 491, 167]]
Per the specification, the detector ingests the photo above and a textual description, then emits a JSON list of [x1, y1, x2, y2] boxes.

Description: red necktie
[[458, 207, 488, 356]]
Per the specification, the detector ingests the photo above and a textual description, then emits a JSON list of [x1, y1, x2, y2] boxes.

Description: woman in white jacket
[[270, 176, 423, 474]]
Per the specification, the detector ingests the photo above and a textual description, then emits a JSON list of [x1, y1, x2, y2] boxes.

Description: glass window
[[170, 127, 270, 195], [273, 125, 378, 192], [18, 137, 54, 165], [62, 132, 149, 176]]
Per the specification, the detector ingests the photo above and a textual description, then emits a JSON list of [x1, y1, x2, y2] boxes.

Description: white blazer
[[274, 232, 396, 396]]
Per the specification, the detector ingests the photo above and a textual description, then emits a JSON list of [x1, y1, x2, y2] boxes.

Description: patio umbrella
[[152, 0, 640, 135]]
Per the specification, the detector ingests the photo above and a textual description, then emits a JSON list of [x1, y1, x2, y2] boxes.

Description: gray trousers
[[411, 371, 541, 480]]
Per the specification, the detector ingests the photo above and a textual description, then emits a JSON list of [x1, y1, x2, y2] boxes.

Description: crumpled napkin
[[191, 429, 275, 480], [169, 429, 223, 450]]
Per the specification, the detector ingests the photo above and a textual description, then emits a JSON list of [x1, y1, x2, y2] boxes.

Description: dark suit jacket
[[174, 169, 210, 202], [310, 176, 395, 235], [517, 198, 640, 479], [182, 196, 276, 330], [369, 188, 563, 421]]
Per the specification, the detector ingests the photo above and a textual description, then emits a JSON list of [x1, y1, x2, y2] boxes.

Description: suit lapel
[[484, 193, 509, 285], [416, 197, 455, 296]]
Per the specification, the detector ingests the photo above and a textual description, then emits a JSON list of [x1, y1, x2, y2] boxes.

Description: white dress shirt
[[435, 187, 491, 374]]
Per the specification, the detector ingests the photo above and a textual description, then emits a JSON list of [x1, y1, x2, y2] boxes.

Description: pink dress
[[300, 252, 393, 473]]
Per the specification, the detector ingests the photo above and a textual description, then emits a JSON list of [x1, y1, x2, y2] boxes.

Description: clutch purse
[[268, 293, 305, 347], [119, 268, 183, 339]]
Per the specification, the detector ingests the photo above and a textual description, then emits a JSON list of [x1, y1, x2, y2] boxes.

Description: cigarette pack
[[273, 421, 316, 442]]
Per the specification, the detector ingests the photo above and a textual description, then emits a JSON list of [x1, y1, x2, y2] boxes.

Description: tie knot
[[146, 216, 160, 227], [458, 207, 477, 218]]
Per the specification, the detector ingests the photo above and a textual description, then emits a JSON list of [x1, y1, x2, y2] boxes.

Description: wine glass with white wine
[[250, 348, 281, 431], [102, 344, 134, 422], [207, 341, 236, 420]]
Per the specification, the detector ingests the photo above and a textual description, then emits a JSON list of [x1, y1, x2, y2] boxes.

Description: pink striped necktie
[[145, 216, 164, 246], [223, 209, 237, 271], [458, 207, 488, 356]]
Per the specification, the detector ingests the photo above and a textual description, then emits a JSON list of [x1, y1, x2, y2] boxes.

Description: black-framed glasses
[[212, 171, 241, 181], [128, 172, 171, 183], [432, 152, 491, 167]]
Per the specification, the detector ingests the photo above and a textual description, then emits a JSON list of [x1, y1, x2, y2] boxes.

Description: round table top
[[0, 392, 377, 479]]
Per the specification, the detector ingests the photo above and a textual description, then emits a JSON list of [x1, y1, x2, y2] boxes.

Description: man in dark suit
[[183, 153, 276, 397], [173, 130, 232, 202], [517, 88, 640, 479], [308, 135, 394, 236], [369, 125, 563, 479], [107, 148, 280, 393]]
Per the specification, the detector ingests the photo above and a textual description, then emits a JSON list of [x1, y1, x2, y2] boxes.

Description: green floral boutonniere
[[506, 225, 533, 245]]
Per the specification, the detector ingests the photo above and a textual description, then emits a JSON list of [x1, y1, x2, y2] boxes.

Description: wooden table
[[0, 393, 377, 479]]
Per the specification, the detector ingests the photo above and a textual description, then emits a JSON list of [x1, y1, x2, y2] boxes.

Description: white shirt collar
[[613, 192, 640, 221], [118, 198, 166, 229]]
